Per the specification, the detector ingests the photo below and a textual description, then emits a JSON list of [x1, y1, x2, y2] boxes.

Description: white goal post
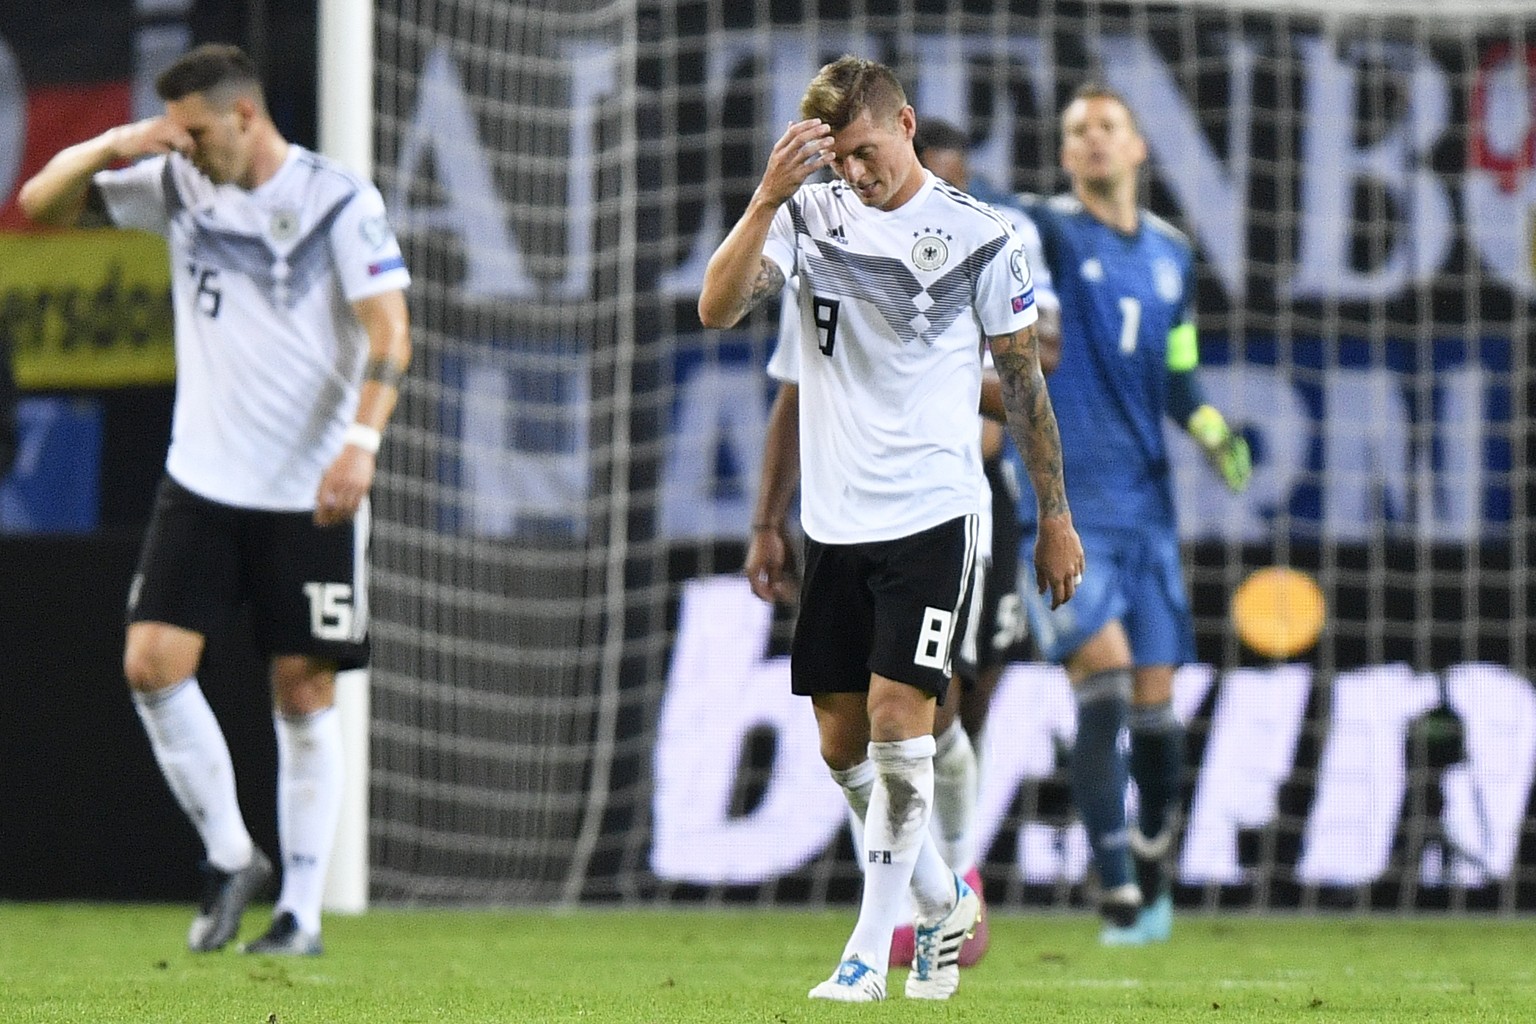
[[318, 0, 375, 916]]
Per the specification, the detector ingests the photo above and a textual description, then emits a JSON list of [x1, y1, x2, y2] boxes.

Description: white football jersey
[[94, 146, 410, 510], [764, 170, 1037, 545]]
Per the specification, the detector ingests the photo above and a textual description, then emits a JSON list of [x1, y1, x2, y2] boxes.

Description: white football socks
[[274, 707, 345, 935], [831, 758, 876, 861], [841, 736, 959, 970], [931, 718, 979, 875], [833, 738, 965, 932], [133, 678, 255, 873]]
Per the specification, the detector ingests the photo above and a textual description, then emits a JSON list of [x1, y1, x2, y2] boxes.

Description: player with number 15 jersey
[[18, 43, 412, 957], [95, 144, 410, 510]]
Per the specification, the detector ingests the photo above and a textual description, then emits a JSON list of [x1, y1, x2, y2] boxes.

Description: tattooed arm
[[699, 253, 785, 330], [699, 118, 833, 328], [990, 323, 1085, 608], [991, 323, 1068, 515], [980, 304, 1059, 422]]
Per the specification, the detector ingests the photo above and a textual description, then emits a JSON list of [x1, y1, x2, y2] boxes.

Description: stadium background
[[2, 0, 1535, 917]]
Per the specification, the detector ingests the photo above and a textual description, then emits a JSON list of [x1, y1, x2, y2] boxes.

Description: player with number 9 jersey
[[764, 171, 1038, 546]]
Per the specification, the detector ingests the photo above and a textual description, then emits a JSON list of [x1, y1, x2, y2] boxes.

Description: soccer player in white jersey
[[699, 55, 1083, 1003], [19, 44, 411, 956], [772, 119, 1063, 975]]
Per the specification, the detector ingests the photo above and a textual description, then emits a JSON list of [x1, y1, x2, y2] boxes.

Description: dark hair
[[1066, 81, 1140, 134], [914, 117, 968, 158], [155, 44, 263, 104], [800, 55, 907, 130]]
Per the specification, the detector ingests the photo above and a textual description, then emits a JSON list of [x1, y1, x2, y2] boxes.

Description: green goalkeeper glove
[[1188, 404, 1251, 493]]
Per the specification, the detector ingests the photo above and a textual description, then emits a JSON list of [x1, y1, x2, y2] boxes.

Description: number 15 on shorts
[[303, 582, 355, 641]]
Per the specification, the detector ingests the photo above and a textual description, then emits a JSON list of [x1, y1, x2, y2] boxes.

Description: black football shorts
[[791, 514, 977, 700], [127, 475, 370, 669]]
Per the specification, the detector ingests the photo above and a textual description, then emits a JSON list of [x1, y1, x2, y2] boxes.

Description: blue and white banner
[[438, 342, 591, 539], [653, 334, 1513, 544], [1169, 337, 1511, 543]]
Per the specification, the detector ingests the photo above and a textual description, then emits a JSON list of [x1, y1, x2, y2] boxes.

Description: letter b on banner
[[651, 577, 845, 883]]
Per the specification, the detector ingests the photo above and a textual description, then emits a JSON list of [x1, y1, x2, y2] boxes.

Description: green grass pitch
[[4, 902, 1536, 1022]]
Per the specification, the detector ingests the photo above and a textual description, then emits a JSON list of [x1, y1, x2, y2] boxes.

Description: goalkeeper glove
[[1187, 404, 1251, 493]]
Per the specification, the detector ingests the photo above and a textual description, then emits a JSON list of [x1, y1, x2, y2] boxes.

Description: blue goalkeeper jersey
[[1009, 193, 1196, 533]]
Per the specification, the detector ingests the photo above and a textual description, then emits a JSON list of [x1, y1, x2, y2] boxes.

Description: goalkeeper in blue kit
[[1007, 84, 1250, 945]]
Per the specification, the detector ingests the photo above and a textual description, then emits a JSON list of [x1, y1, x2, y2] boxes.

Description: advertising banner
[[1, 233, 173, 389], [654, 576, 1535, 903], [399, 15, 1532, 547], [0, 9, 174, 389]]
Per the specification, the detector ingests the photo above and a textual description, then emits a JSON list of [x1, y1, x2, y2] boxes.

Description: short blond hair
[[1063, 82, 1141, 136], [800, 55, 907, 130]]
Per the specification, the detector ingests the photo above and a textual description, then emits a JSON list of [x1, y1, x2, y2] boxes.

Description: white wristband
[[343, 423, 382, 454]]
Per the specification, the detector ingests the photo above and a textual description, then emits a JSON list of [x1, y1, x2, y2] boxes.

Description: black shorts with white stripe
[[127, 475, 370, 669], [790, 514, 977, 701]]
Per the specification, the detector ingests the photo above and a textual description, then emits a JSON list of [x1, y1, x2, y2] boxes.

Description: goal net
[[369, 0, 1535, 912]]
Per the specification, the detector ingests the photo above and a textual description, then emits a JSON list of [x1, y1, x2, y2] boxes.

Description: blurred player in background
[[19, 43, 411, 956], [705, 55, 1082, 1002], [1009, 83, 1250, 945]]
